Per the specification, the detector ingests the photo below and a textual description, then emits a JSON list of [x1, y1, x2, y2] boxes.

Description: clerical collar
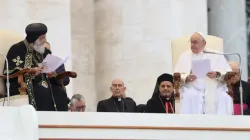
[[111, 96, 123, 102]]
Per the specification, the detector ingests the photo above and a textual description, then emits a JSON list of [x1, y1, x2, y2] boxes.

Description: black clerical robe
[[146, 96, 175, 113], [233, 81, 250, 105], [3, 40, 69, 111], [233, 80, 250, 115], [97, 96, 137, 112]]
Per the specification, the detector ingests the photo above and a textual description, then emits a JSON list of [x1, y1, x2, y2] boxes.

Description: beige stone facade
[[0, 0, 207, 111]]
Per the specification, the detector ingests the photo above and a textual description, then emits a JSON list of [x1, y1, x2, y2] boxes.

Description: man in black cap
[[145, 73, 175, 113], [3, 23, 69, 111]]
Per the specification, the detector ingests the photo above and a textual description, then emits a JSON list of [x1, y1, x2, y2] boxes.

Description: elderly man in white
[[174, 32, 233, 115]]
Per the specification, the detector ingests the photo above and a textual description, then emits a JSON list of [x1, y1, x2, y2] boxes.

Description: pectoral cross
[[12, 56, 24, 66]]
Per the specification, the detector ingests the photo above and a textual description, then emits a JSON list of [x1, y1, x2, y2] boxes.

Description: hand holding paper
[[206, 71, 217, 79], [41, 54, 69, 73]]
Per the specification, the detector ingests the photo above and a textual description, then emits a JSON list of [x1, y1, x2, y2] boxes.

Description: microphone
[[203, 49, 244, 115], [0, 54, 10, 106]]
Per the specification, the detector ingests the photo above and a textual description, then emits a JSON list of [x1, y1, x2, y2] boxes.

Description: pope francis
[[174, 32, 233, 115]]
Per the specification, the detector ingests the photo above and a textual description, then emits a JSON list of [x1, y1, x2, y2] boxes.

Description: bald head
[[110, 78, 126, 97], [111, 78, 124, 86], [228, 61, 240, 83], [229, 61, 239, 72], [190, 32, 206, 54]]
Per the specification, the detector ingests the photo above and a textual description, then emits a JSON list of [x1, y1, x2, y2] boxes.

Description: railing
[[38, 112, 250, 140]]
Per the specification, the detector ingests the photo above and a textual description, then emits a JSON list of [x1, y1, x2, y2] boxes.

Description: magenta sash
[[233, 104, 248, 115]]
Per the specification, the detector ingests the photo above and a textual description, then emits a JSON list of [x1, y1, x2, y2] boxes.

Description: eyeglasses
[[188, 40, 203, 45], [75, 105, 86, 111]]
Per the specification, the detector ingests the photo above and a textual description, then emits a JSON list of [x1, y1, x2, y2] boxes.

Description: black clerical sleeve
[[242, 81, 250, 106], [171, 96, 176, 112], [3, 42, 27, 75], [97, 101, 106, 112], [145, 99, 156, 113]]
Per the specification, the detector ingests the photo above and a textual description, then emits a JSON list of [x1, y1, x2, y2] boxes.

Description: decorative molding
[[39, 124, 250, 131], [39, 138, 148, 140]]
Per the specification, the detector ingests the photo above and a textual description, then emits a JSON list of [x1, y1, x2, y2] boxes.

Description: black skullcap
[[157, 73, 174, 85], [25, 23, 47, 43]]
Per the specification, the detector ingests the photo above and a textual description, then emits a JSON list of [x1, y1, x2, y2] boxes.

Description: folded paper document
[[191, 59, 211, 78], [41, 54, 69, 73]]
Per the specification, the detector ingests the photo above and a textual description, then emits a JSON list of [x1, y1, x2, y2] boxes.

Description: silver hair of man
[[70, 94, 85, 106]]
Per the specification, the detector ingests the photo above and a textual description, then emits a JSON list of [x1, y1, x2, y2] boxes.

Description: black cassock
[[3, 40, 69, 111], [97, 96, 137, 112], [233, 80, 250, 115], [145, 96, 175, 113]]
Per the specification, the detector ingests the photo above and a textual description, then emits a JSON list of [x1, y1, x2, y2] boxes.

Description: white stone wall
[[208, 0, 248, 80], [71, 0, 97, 111], [94, 0, 207, 107], [0, 0, 73, 96]]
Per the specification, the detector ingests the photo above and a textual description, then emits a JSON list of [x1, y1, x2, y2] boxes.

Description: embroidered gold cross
[[12, 56, 24, 66]]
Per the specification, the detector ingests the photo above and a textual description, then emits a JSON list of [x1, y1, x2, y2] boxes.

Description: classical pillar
[[94, 0, 208, 105], [71, 0, 97, 111], [208, 0, 248, 80]]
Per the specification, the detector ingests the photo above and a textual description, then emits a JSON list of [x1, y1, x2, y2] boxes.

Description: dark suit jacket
[[242, 80, 250, 106], [233, 80, 250, 115], [97, 97, 137, 112], [234, 80, 250, 105]]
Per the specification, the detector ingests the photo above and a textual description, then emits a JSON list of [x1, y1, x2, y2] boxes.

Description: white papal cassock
[[174, 49, 233, 115]]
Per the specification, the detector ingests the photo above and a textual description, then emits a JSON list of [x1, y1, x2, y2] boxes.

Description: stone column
[[208, 0, 248, 80], [71, 0, 96, 111], [95, 0, 208, 105]]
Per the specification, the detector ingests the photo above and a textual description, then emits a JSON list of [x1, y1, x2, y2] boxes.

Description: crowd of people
[[3, 23, 250, 115]]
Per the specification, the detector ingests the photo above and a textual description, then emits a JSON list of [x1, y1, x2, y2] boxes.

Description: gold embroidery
[[23, 40, 37, 109], [41, 81, 48, 88], [12, 56, 24, 66], [3, 67, 21, 74]]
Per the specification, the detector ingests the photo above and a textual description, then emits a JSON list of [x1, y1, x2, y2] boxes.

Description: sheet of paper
[[41, 54, 70, 73], [191, 59, 211, 78]]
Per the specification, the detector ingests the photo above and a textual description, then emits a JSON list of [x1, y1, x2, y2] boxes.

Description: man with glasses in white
[[174, 32, 233, 115]]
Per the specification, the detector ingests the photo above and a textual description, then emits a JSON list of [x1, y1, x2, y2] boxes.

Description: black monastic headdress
[[25, 23, 47, 43], [152, 73, 174, 98]]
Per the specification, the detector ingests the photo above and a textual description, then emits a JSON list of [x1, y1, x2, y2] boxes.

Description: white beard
[[33, 39, 45, 54]]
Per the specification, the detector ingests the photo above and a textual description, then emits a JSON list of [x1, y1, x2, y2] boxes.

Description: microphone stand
[[0, 54, 10, 106], [203, 51, 243, 115]]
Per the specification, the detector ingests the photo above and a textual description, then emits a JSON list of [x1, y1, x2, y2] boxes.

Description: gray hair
[[70, 94, 85, 106]]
